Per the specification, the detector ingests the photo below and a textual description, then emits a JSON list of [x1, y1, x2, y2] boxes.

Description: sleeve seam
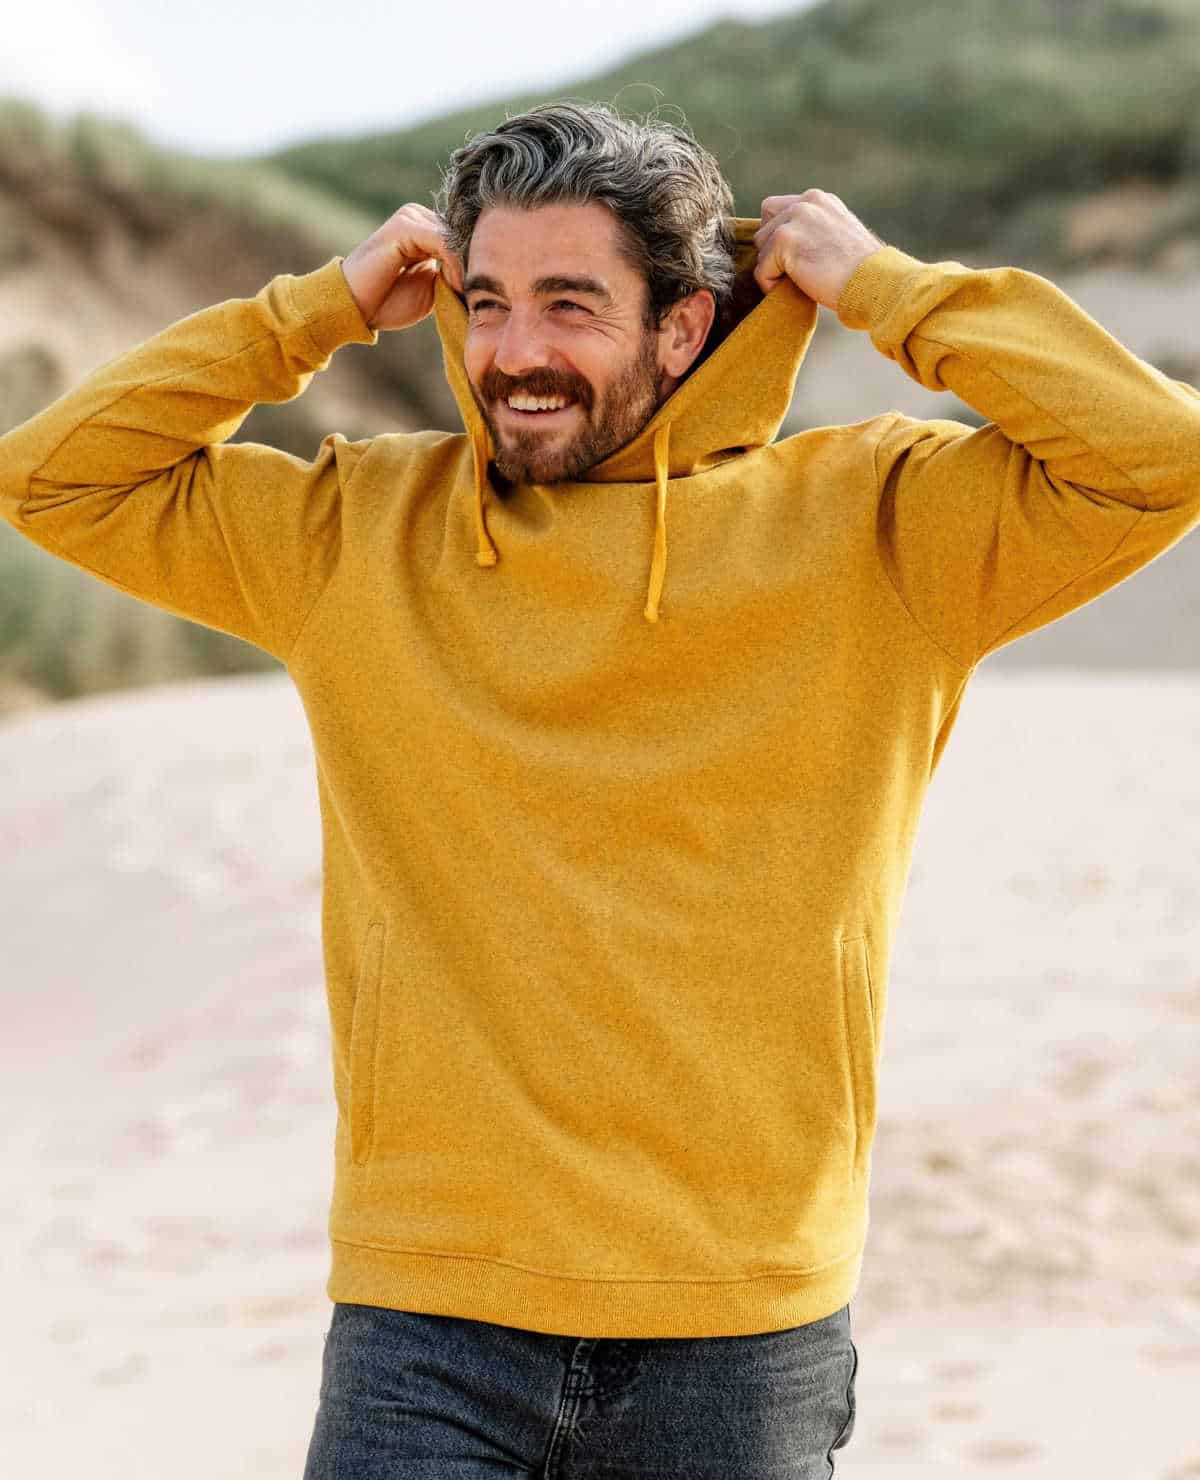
[[973, 504, 1148, 663], [898, 328, 1152, 510], [872, 412, 974, 673], [18, 320, 335, 521]]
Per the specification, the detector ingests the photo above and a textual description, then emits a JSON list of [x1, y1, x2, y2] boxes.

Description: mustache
[[481, 370, 593, 410]]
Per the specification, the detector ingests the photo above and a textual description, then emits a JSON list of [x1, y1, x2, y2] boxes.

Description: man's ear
[[659, 290, 717, 380]]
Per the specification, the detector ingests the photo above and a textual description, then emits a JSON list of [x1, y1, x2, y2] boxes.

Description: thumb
[[438, 249, 465, 296]]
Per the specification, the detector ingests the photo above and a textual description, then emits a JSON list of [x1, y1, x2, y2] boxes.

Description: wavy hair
[[432, 100, 737, 331]]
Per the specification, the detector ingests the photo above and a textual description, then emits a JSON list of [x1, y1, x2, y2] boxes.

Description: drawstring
[[472, 422, 498, 568], [645, 422, 671, 623], [468, 416, 672, 621]]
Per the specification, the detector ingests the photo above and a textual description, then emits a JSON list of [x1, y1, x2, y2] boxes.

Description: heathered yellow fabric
[[3, 220, 1199, 1338]]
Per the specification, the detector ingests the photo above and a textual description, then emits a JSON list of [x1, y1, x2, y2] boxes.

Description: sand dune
[[1, 666, 1198, 1478]]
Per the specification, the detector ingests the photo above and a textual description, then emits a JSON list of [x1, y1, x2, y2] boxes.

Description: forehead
[[467, 200, 642, 295]]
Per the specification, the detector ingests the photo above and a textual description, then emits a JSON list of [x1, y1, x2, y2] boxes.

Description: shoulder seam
[[283, 436, 369, 667]]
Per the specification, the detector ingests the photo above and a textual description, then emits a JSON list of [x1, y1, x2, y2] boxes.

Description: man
[[2, 101, 1198, 1477]]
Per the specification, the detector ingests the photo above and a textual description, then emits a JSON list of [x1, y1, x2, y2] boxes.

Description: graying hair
[[432, 100, 737, 332]]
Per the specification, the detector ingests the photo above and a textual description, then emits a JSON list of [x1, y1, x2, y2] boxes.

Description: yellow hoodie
[[2, 221, 1198, 1339]]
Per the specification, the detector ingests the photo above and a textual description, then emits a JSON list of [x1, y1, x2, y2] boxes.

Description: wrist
[[338, 251, 379, 327], [287, 258, 378, 353]]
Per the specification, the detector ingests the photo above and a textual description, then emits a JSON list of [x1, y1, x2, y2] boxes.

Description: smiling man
[[2, 101, 1199, 1480], [462, 201, 698, 486]]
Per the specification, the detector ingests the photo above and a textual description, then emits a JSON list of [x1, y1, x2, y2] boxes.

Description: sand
[[1, 665, 1198, 1478]]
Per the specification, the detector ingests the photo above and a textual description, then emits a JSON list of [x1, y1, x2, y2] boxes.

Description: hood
[[431, 217, 820, 622]]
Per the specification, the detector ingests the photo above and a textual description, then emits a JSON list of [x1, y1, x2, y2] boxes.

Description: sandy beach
[[1, 664, 1198, 1478]]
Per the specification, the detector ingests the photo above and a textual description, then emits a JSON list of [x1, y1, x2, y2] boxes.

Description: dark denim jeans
[[302, 1299, 858, 1478]]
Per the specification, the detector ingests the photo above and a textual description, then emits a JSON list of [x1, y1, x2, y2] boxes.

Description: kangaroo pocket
[[329, 924, 883, 1275], [348, 919, 387, 1165], [838, 933, 879, 1183]]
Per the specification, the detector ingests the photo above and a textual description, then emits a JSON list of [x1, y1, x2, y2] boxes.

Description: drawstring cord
[[468, 417, 672, 621], [472, 422, 498, 568], [645, 422, 671, 623]]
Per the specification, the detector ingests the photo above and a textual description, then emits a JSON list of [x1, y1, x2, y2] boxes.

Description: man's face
[[461, 201, 675, 485]]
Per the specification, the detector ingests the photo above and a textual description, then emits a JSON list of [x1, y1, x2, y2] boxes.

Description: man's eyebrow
[[532, 275, 613, 303], [463, 273, 613, 305]]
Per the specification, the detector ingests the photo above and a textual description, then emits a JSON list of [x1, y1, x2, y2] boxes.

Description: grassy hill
[[267, 0, 1200, 267], [0, 103, 460, 713]]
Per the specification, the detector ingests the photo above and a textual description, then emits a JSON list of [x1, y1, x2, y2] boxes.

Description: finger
[[438, 248, 465, 295], [395, 255, 437, 279], [410, 217, 463, 293], [406, 205, 458, 262], [379, 259, 438, 325], [753, 214, 780, 252], [382, 205, 445, 263], [752, 242, 784, 296], [759, 194, 796, 225]]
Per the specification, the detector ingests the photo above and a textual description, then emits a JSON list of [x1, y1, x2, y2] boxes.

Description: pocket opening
[[838, 934, 878, 1182], [348, 919, 386, 1165]]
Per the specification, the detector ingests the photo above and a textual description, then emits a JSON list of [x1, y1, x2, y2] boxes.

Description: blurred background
[[3, 0, 1200, 709], [2, 3, 1199, 1478]]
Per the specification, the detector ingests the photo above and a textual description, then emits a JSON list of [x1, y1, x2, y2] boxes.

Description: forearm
[[0, 259, 378, 661], [836, 245, 1200, 514], [0, 257, 375, 530]]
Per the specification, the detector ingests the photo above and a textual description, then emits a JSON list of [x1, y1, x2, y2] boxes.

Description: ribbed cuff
[[835, 245, 929, 333], [285, 257, 379, 357]]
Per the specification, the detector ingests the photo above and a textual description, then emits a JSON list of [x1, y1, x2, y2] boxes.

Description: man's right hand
[[341, 204, 465, 332]]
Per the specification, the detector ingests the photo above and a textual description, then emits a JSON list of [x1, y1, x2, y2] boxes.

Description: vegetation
[[0, 536, 281, 713], [267, 0, 1200, 262], [3, 0, 1200, 712], [0, 98, 372, 263]]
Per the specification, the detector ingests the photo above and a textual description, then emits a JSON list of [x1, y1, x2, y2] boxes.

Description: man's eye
[[467, 298, 585, 314]]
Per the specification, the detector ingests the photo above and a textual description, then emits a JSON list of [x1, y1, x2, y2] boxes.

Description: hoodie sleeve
[[0, 257, 379, 663], [836, 245, 1200, 669]]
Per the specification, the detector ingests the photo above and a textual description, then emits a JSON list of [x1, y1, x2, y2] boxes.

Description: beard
[[472, 329, 664, 486]]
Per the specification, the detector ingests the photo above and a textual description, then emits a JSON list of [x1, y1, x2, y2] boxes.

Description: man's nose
[[493, 310, 556, 378]]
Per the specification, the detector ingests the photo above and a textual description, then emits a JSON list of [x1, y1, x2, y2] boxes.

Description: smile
[[499, 398, 578, 423]]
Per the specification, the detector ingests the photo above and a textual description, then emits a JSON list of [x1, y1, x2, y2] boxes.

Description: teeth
[[507, 394, 570, 412]]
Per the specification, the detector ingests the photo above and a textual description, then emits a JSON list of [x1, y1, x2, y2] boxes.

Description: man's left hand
[[753, 191, 887, 310]]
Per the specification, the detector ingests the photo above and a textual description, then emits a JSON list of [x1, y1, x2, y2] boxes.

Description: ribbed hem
[[326, 1237, 864, 1339], [285, 257, 379, 357], [835, 244, 928, 333]]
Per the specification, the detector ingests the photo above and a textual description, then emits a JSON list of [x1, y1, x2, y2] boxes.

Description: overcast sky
[[1, 0, 817, 158]]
